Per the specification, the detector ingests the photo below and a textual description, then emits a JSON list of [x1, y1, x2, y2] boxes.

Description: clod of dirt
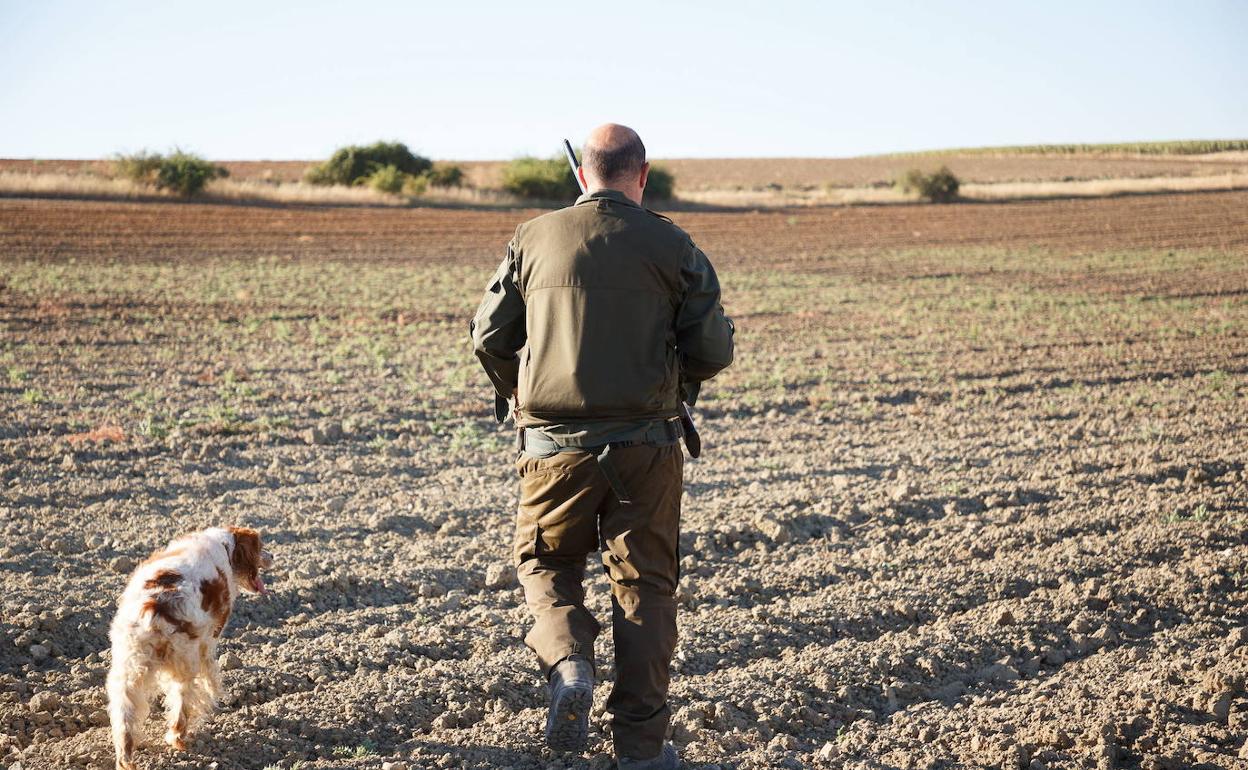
[[1208, 691, 1234, 723], [1185, 466, 1211, 486], [996, 608, 1016, 626], [302, 420, 345, 445], [28, 692, 59, 714], [755, 516, 792, 543], [485, 564, 516, 590], [219, 652, 243, 671], [29, 644, 50, 662], [109, 556, 135, 573], [890, 482, 918, 501]]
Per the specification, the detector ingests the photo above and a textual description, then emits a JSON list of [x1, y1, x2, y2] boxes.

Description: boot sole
[[545, 684, 591, 752]]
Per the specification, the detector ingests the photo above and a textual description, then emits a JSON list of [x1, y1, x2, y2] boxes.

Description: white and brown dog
[[106, 526, 272, 770]]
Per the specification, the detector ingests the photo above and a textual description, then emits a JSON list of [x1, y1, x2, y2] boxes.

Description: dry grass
[[680, 173, 1248, 207], [961, 173, 1248, 201], [0, 172, 156, 199], [211, 179, 404, 205], [0, 172, 525, 208], [5, 169, 1247, 210]]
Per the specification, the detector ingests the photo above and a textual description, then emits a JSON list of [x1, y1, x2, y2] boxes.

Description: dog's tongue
[[252, 575, 268, 595]]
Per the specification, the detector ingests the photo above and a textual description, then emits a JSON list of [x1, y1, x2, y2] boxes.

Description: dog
[[106, 526, 272, 770]]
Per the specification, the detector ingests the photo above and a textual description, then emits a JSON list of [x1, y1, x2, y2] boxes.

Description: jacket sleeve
[[470, 243, 527, 415], [675, 241, 734, 394]]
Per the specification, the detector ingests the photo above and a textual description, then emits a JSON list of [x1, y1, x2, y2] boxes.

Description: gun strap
[[591, 443, 632, 505]]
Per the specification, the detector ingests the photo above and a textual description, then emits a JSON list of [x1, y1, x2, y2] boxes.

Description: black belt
[[519, 419, 683, 504]]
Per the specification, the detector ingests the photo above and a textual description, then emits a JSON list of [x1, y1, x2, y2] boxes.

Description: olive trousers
[[513, 442, 682, 760]]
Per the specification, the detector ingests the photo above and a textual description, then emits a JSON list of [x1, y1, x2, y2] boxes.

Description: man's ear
[[576, 166, 588, 191], [639, 162, 650, 190]]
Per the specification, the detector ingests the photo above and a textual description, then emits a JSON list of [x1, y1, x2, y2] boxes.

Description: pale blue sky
[[2, 0, 1244, 160]]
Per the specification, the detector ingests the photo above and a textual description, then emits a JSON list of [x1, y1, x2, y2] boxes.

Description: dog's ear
[[227, 527, 263, 590]]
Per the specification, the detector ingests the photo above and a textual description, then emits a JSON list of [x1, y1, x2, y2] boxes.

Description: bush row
[[500, 155, 674, 202], [112, 140, 679, 203], [113, 151, 229, 196], [303, 141, 467, 195], [896, 166, 960, 203]]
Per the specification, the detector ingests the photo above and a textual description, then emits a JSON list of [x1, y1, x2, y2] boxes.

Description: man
[[470, 123, 734, 769]]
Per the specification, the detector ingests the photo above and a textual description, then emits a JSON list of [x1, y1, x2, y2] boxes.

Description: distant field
[[4, 144, 1243, 199], [886, 139, 1248, 157]]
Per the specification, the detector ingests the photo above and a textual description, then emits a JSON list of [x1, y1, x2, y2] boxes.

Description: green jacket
[[470, 189, 734, 430]]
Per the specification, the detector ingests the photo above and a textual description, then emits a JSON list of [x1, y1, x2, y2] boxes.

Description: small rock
[[817, 741, 837, 761], [1209, 690, 1233, 723], [891, 482, 919, 501], [382, 763, 408, 770], [433, 712, 458, 730], [44, 537, 82, 555], [978, 661, 1019, 683], [29, 644, 50, 662], [996, 608, 1016, 626], [110, 556, 136, 573], [485, 564, 516, 590], [418, 581, 446, 598], [1043, 648, 1067, 666], [218, 652, 243, 671], [28, 691, 59, 713], [324, 496, 347, 514], [756, 516, 792, 543], [60, 453, 76, 471]]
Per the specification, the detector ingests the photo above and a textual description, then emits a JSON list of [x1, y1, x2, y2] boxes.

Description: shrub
[[645, 166, 675, 201], [305, 141, 432, 186], [402, 174, 429, 196], [155, 151, 229, 196], [366, 164, 407, 194], [501, 156, 579, 200], [425, 164, 464, 188], [113, 150, 227, 196], [113, 151, 163, 184], [897, 166, 960, 203]]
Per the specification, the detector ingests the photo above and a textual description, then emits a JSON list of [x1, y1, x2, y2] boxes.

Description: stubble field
[[1, 191, 1247, 770]]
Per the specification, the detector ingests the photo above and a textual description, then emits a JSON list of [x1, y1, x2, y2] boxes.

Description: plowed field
[[1, 192, 1246, 770]]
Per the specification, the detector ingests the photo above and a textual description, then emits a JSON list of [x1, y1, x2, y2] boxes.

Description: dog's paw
[[163, 729, 187, 751]]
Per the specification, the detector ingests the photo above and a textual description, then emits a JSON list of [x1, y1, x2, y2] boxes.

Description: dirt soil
[[1, 192, 1247, 770]]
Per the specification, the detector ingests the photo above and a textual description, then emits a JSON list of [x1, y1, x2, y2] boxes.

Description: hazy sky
[[2, 0, 1244, 160]]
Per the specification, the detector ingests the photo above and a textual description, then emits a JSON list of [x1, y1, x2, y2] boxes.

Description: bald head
[[580, 123, 649, 203]]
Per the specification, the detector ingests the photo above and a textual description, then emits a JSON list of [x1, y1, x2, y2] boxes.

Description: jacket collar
[[575, 188, 642, 209]]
